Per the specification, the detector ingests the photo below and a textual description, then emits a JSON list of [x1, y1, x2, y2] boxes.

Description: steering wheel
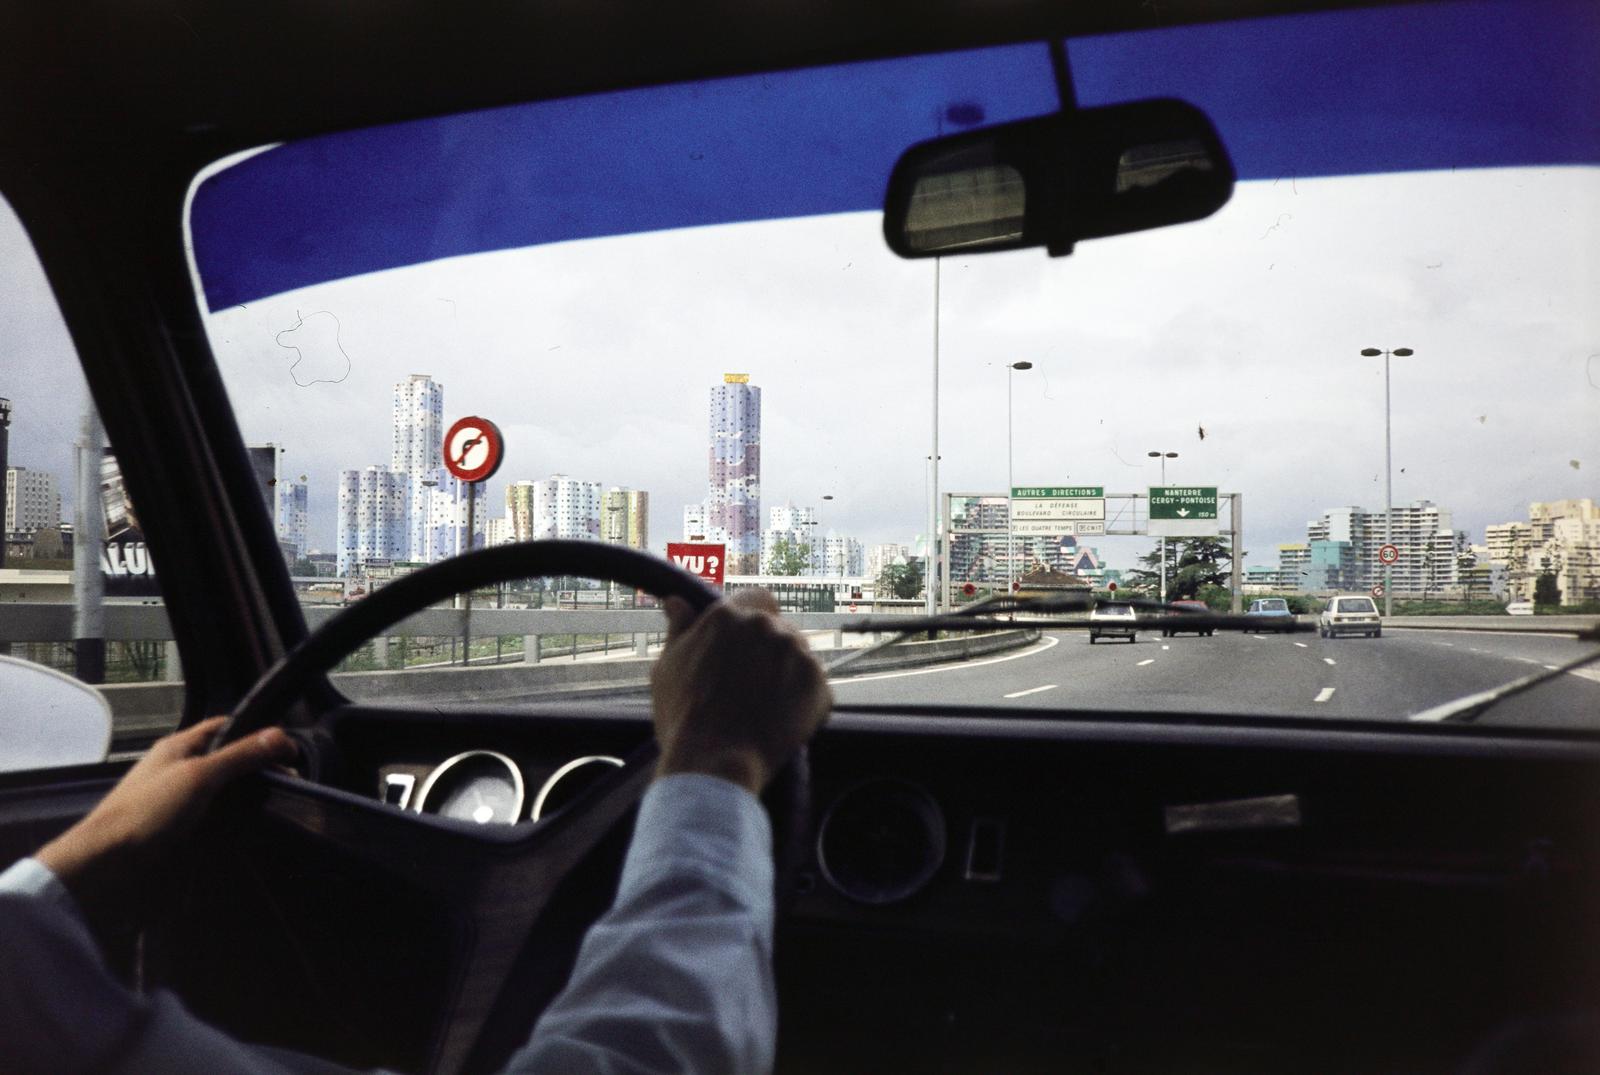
[[206, 540, 810, 1075]]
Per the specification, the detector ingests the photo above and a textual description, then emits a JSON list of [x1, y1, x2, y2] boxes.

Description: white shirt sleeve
[[508, 772, 777, 1074], [0, 772, 775, 1075]]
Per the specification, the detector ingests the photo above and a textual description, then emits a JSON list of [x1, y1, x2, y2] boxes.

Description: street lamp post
[[1147, 450, 1178, 603], [1006, 361, 1033, 592], [1359, 346, 1414, 617]]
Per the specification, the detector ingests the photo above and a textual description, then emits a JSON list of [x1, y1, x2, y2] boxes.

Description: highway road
[[829, 626, 1600, 729]]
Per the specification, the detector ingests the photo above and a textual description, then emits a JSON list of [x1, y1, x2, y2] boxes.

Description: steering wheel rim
[[220, 539, 719, 746], [207, 540, 810, 1074]]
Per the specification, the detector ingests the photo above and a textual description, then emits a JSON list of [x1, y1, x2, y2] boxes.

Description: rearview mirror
[[0, 656, 112, 773], [883, 98, 1234, 258]]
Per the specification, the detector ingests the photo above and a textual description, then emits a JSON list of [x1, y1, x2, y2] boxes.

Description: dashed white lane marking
[[1439, 641, 1455, 647], [1293, 642, 1308, 648], [1515, 657, 1543, 665], [1252, 635, 1268, 640], [1161, 645, 1171, 651], [1313, 687, 1336, 703], [1322, 657, 1336, 666], [1470, 647, 1487, 653], [1544, 664, 1560, 670], [1003, 684, 1058, 699], [1137, 658, 1155, 666], [831, 633, 1060, 684]]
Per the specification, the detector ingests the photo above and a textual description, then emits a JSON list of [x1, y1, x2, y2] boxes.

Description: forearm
[[509, 774, 777, 1075]]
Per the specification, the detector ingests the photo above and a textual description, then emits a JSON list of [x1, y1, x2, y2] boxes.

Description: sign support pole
[[1230, 493, 1243, 614], [73, 411, 105, 684], [461, 481, 476, 665]]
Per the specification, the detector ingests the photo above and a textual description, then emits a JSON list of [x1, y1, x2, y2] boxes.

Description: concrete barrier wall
[[1381, 615, 1597, 634]]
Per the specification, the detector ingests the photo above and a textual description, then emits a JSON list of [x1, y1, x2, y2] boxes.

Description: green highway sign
[[1149, 486, 1218, 519], [1012, 486, 1102, 498], [1148, 486, 1219, 536]]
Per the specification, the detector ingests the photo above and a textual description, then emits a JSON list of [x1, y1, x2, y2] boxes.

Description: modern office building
[[704, 373, 761, 574], [1276, 544, 1309, 589], [601, 487, 649, 549], [3, 466, 60, 534], [392, 374, 444, 561], [276, 479, 309, 559], [335, 465, 409, 576], [817, 532, 865, 577]]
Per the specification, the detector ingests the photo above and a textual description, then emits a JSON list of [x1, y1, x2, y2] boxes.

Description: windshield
[[187, 0, 1599, 727]]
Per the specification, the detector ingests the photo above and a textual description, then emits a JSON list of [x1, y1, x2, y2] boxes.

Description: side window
[[1, 194, 187, 772]]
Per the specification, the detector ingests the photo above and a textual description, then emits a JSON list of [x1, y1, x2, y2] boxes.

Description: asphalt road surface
[[830, 626, 1600, 729]]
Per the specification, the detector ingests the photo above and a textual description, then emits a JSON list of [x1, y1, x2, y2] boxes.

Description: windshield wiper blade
[[821, 593, 1017, 674], [1407, 644, 1600, 724]]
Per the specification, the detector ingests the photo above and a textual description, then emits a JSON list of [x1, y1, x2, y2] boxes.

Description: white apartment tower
[[392, 374, 445, 561], [3, 466, 60, 533], [335, 465, 409, 576]]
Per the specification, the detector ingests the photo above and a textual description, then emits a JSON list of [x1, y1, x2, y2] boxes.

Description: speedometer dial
[[413, 751, 525, 825]]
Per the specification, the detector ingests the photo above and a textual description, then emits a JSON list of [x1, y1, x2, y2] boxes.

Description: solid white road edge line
[[830, 633, 1060, 685], [1313, 687, 1336, 703], [1003, 684, 1059, 698]]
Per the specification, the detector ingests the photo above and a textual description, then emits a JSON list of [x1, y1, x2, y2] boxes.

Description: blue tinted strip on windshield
[[192, 0, 1598, 311]]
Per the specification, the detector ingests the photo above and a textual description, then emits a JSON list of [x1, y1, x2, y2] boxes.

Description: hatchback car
[[1319, 595, 1382, 638], [1088, 602, 1139, 643]]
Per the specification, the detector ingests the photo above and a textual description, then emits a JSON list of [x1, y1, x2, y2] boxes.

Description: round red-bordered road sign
[[1377, 543, 1400, 565], [443, 416, 505, 483]]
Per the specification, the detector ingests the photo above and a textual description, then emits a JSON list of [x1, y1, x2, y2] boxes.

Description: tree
[[768, 536, 812, 576], [1129, 536, 1232, 600], [878, 559, 924, 600], [1533, 572, 1561, 608]]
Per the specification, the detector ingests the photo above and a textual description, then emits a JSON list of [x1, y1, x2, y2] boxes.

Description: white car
[[1318, 595, 1382, 639], [1089, 603, 1139, 644], [1505, 601, 1535, 616]]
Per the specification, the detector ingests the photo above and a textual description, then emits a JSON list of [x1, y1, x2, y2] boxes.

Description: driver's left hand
[[36, 716, 297, 900]]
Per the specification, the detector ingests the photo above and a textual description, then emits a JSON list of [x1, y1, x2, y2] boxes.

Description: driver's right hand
[[650, 589, 832, 795]]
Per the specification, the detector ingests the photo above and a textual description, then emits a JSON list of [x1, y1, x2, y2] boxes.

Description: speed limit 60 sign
[[1378, 543, 1400, 565]]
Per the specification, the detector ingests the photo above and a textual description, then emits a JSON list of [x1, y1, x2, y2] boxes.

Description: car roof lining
[[2, 0, 1434, 155]]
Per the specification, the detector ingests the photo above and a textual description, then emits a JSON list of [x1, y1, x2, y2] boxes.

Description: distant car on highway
[[1319, 594, 1382, 639], [1162, 599, 1215, 637], [1246, 598, 1296, 633], [1089, 602, 1139, 644], [1505, 601, 1535, 616]]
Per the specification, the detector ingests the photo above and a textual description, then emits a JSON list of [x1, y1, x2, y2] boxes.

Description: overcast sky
[[6, 167, 1598, 572]]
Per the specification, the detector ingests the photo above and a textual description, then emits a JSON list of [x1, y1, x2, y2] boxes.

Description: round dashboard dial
[[413, 750, 525, 825], [816, 778, 946, 905], [530, 755, 625, 822]]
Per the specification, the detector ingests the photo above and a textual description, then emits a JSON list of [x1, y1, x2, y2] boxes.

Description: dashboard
[[317, 700, 1600, 1072]]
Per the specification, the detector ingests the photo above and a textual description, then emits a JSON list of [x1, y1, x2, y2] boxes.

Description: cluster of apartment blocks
[[327, 375, 651, 578], [1252, 498, 1599, 603]]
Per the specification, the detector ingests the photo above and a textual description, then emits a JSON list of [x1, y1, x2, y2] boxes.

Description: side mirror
[[883, 98, 1234, 258], [0, 656, 113, 773]]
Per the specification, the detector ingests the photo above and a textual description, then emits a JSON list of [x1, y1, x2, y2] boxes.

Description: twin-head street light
[[1147, 450, 1179, 603], [1007, 362, 1034, 592], [1359, 346, 1414, 617]]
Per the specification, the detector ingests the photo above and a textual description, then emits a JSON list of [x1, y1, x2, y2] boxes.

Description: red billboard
[[666, 542, 726, 589]]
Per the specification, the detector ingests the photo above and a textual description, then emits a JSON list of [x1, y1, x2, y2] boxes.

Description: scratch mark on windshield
[[1259, 212, 1292, 240], [1586, 354, 1599, 389], [275, 310, 352, 387], [1571, 459, 1582, 470]]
